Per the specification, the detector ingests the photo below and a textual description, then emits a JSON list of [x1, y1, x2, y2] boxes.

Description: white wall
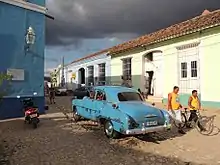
[[64, 54, 111, 90]]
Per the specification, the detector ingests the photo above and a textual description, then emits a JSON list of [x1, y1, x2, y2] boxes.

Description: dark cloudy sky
[[44, 0, 220, 73]]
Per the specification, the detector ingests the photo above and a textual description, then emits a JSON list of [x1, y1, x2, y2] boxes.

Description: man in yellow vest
[[188, 90, 205, 131], [168, 86, 186, 134]]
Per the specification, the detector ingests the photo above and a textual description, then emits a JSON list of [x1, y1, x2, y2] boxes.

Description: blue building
[[0, 0, 49, 119]]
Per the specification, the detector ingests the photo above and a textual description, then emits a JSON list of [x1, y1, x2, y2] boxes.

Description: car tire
[[72, 106, 81, 122], [104, 120, 120, 139]]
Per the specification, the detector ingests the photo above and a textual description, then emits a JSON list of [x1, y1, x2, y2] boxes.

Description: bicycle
[[172, 108, 216, 135]]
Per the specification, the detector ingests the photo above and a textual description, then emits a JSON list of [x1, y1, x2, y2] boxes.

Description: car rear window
[[118, 92, 143, 101]]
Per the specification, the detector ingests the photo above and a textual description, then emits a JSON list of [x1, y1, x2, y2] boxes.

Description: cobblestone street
[[0, 96, 220, 165]]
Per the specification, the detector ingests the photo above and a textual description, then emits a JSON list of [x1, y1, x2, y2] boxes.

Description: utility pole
[[61, 56, 65, 87]]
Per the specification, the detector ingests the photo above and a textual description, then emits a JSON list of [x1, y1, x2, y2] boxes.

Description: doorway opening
[[145, 71, 154, 95], [145, 52, 153, 62], [78, 68, 85, 84]]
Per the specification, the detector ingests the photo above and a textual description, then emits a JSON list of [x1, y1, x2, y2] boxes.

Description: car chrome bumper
[[125, 124, 171, 135]]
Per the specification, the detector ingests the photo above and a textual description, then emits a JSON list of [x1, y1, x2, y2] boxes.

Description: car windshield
[[118, 92, 143, 101]]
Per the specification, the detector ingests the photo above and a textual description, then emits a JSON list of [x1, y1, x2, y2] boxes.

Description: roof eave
[[110, 23, 220, 55]]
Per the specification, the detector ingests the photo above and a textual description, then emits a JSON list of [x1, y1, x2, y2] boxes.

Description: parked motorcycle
[[17, 92, 40, 129]]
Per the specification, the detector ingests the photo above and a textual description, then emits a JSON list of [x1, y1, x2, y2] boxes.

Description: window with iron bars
[[181, 62, 187, 78], [191, 61, 197, 77], [98, 63, 106, 85], [122, 58, 132, 80], [87, 66, 94, 85]]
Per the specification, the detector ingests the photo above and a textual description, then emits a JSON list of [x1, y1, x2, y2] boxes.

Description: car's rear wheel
[[72, 106, 81, 122], [104, 120, 120, 139]]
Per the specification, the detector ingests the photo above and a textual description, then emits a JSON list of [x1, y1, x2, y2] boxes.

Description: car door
[[91, 90, 106, 120], [78, 88, 95, 120], [79, 96, 94, 119]]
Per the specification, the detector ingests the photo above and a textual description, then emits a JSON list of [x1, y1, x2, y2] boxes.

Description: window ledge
[[0, 0, 47, 14]]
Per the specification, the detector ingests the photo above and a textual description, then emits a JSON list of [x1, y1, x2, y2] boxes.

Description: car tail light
[[128, 116, 139, 129]]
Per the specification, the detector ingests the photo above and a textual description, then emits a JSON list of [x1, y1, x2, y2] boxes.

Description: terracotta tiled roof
[[70, 48, 110, 64], [109, 9, 220, 54]]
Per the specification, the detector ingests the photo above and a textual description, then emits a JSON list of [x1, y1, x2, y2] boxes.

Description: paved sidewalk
[[0, 97, 219, 165]]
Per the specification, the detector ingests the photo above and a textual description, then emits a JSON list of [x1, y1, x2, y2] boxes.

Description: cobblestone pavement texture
[[0, 96, 220, 165]]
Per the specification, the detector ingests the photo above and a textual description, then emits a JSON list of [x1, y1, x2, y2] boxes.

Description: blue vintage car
[[72, 86, 171, 138]]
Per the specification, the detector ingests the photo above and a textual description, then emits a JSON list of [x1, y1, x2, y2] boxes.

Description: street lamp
[[25, 26, 36, 51]]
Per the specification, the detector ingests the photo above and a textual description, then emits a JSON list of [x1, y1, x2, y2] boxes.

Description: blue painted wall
[[0, 1, 46, 119]]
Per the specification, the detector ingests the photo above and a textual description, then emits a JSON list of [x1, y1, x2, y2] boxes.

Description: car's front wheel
[[104, 120, 120, 139], [72, 106, 81, 122]]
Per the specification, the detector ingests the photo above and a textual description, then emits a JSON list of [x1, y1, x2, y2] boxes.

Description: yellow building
[[108, 9, 220, 108]]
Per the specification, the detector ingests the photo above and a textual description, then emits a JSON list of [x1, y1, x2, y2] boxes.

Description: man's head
[[173, 86, 179, 94], [192, 90, 198, 97], [90, 91, 95, 99]]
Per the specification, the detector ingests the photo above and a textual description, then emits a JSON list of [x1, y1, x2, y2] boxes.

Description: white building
[[60, 49, 111, 90], [109, 9, 220, 107]]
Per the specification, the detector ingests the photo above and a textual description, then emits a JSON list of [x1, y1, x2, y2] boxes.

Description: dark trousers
[[188, 110, 203, 129], [49, 92, 55, 104]]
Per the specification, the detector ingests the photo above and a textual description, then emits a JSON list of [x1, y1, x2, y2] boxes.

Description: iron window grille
[[122, 58, 132, 80], [98, 63, 106, 85], [181, 62, 187, 78], [87, 66, 94, 85], [191, 61, 197, 77]]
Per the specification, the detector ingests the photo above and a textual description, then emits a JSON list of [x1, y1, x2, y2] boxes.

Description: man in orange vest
[[188, 90, 205, 131], [168, 86, 185, 134]]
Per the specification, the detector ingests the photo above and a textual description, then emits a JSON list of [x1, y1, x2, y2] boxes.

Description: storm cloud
[[46, 0, 220, 46]]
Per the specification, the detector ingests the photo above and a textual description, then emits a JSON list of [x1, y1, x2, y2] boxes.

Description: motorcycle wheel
[[25, 116, 31, 124], [32, 118, 38, 129]]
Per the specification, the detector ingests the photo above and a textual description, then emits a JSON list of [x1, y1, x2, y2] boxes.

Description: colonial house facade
[[60, 49, 111, 90], [0, 0, 50, 119], [109, 9, 220, 108]]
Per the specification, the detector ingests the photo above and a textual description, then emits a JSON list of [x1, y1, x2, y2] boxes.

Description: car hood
[[118, 101, 163, 120]]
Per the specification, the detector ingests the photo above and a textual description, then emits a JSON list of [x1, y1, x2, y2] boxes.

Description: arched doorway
[[78, 68, 85, 85], [143, 50, 163, 97]]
